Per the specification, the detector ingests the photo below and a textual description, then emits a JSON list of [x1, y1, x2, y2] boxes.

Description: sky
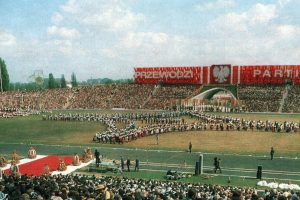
[[0, 0, 300, 82]]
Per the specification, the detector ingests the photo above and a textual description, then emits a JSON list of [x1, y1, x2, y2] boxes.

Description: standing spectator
[[189, 141, 192, 153], [156, 133, 159, 145], [127, 158, 131, 172], [10, 161, 20, 176], [270, 147, 275, 160], [120, 156, 124, 171], [95, 149, 100, 167], [214, 157, 222, 173], [135, 158, 140, 172]]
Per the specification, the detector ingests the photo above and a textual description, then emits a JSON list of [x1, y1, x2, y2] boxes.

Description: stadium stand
[[0, 89, 73, 110], [282, 86, 300, 113], [1, 84, 300, 113], [143, 85, 199, 110], [1, 174, 298, 199], [237, 85, 285, 112], [63, 84, 155, 109]]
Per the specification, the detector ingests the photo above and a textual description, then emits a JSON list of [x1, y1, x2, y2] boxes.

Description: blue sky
[[0, 0, 299, 82]]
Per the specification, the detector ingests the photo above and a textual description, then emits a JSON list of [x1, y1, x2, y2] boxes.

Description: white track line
[[1, 142, 299, 160], [0, 155, 47, 171]]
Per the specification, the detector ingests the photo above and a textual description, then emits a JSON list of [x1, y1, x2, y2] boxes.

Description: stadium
[[1, 0, 300, 199], [1, 63, 300, 199]]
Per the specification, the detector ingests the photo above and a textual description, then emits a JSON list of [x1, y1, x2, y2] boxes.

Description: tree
[[71, 72, 78, 87], [0, 57, 10, 91], [48, 73, 55, 89], [61, 74, 67, 88]]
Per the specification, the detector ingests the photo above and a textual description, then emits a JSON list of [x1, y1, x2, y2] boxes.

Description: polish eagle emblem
[[213, 66, 230, 83]]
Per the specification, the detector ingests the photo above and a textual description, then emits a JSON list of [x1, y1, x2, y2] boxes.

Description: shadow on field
[[203, 169, 215, 174], [148, 143, 159, 146], [244, 177, 257, 180], [257, 158, 271, 160]]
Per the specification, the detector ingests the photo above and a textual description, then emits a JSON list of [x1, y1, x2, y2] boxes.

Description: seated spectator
[[0, 156, 7, 167]]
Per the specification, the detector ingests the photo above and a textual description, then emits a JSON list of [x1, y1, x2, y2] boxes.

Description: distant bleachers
[[1, 84, 299, 113], [238, 85, 284, 112], [282, 86, 300, 113], [143, 85, 199, 110]]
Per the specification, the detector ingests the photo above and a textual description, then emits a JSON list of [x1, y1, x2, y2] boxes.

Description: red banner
[[134, 65, 300, 85], [134, 67, 201, 84], [239, 65, 300, 84], [210, 65, 231, 84], [202, 66, 209, 84], [232, 66, 239, 84]]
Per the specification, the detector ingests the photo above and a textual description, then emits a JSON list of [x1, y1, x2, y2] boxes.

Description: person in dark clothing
[[270, 147, 275, 160], [126, 158, 131, 172], [214, 157, 222, 173], [94, 150, 100, 167], [188, 142, 192, 153], [120, 156, 124, 171], [135, 159, 139, 172]]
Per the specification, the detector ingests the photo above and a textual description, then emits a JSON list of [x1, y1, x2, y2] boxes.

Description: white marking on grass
[[0, 142, 299, 160], [138, 168, 300, 183]]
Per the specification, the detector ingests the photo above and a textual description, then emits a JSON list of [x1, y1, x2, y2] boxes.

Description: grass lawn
[[0, 115, 103, 144], [1, 110, 300, 186]]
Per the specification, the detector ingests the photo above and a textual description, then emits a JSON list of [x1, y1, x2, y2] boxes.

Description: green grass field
[[1, 110, 300, 187]]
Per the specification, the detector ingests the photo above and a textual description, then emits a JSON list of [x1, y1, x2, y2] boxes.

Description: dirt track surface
[[125, 130, 300, 155]]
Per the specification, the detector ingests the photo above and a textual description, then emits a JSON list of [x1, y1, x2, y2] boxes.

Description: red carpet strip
[[4, 156, 73, 176]]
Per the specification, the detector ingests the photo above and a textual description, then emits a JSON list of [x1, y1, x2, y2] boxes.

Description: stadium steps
[[278, 86, 289, 113], [141, 85, 159, 108], [63, 93, 75, 109], [185, 85, 203, 99]]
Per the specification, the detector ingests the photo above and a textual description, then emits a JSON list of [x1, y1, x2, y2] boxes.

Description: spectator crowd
[[0, 84, 196, 111], [237, 85, 285, 112], [283, 86, 300, 113], [1, 173, 300, 200], [1, 84, 300, 113]]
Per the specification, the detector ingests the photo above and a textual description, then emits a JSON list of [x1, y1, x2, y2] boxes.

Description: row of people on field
[[43, 111, 185, 122], [190, 111, 299, 133], [0, 107, 43, 118], [93, 110, 299, 144]]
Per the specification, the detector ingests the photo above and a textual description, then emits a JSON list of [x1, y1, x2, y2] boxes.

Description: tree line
[[0, 57, 10, 92], [0, 57, 133, 92]]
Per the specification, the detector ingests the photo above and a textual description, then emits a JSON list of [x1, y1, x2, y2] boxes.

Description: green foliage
[[84, 78, 134, 85], [48, 73, 56, 89], [71, 72, 78, 87], [10, 82, 38, 91], [61, 74, 67, 88], [0, 57, 10, 91]]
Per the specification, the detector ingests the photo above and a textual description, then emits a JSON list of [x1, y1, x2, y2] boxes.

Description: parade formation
[[42, 111, 300, 145]]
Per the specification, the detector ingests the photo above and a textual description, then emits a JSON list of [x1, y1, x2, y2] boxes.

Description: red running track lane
[[4, 156, 73, 176]]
